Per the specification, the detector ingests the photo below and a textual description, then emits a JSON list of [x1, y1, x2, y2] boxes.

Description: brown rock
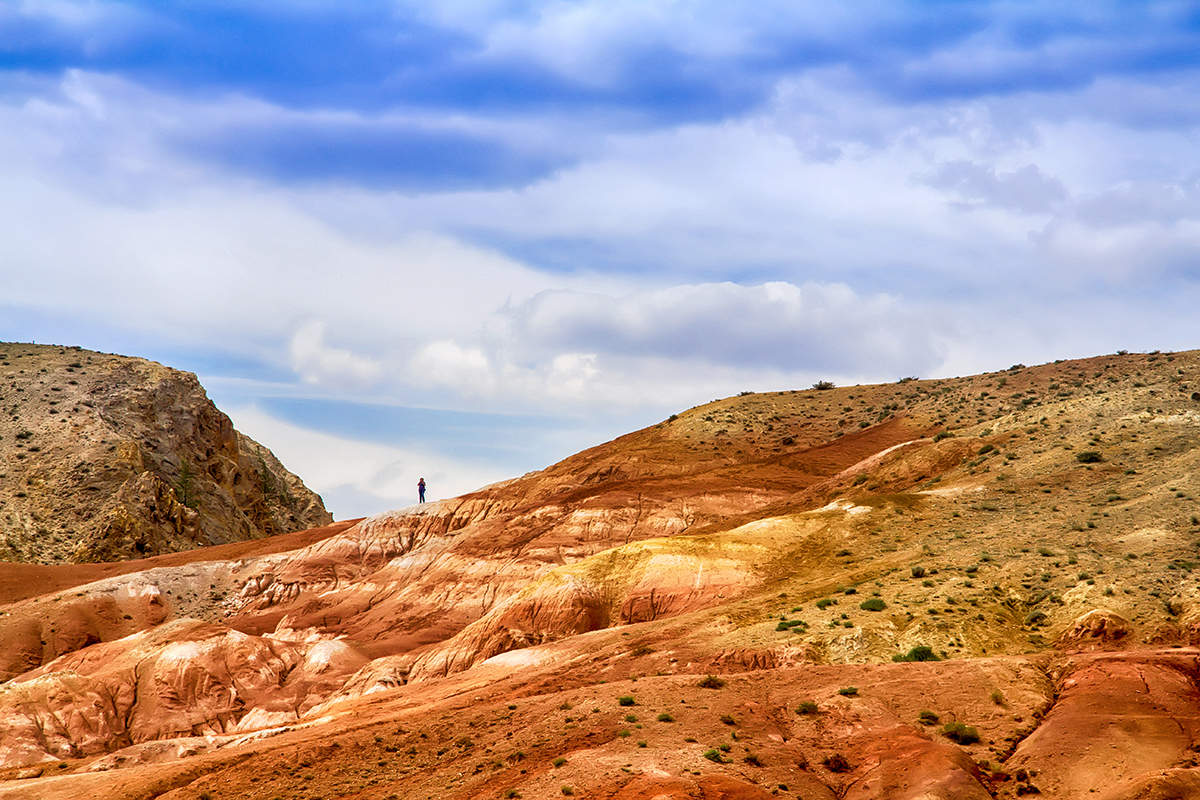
[[0, 343, 331, 563]]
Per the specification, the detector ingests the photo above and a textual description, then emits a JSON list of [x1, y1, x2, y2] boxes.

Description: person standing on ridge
[[418, 477, 426, 504]]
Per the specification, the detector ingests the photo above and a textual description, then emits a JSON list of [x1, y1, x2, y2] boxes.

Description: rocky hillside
[[0, 343, 331, 563], [1, 349, 1199, 800]]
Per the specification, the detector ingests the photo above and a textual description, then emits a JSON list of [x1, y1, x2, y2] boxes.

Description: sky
[[3, 1, 1200, 519]]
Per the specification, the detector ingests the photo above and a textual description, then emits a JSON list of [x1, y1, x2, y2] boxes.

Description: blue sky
[[3, 1, 1200, 518]]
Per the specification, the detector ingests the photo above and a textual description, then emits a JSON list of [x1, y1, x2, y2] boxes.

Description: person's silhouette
[[417, 477, 426, 503]]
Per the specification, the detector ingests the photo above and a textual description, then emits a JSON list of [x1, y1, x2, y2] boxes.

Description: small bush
[[812, 380, 835, 390], [977, 444, 995, 455], [822, 754, 851, 772], [795, 701, 818, 715], [618, 696, 636, 706], [561, 787, 574, 796], [719, 714, 736, 726], [910, 565, 926, 579], [702, 749, 727, 763], [552, 757, 567, 767], [933, 431, 954, 442], [1075, 450, 1103, 463], [837, 686, 858, 697], [815, 597, 836, 609], [918, 710, 939, 725], [697, 675, 726, 689], [656, 712, 674, 722], [743, 753, 763, 766], [859, 597, 886, 612], [893, 645, 940, 662], [941, 722, 980, 745], [990, 690, 1005, 705]]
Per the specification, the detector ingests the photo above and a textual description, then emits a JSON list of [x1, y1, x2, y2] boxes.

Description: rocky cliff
[[0, 343, 331, 563]]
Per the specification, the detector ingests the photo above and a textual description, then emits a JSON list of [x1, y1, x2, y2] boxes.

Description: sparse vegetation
[[697, 675, 726, 689], [822, 754, 851, 772], [893, 645, 940, 662], [941, 722, 980, 745]]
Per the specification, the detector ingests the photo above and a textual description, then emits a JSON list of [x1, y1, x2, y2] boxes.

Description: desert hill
[[0, 343, 331, 563], [1, 349, 1199, 799]]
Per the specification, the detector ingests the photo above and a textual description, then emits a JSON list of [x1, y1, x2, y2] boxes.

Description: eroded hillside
[[1, 349, 1199, 799], [0, 343, 331, 563]]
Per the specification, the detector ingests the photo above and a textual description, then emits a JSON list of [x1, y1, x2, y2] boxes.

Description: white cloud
[[289, 320, 382, 388], [503, 281, 943, 373], [409, 340, 495, 395], [926, 160, 1067, 213]]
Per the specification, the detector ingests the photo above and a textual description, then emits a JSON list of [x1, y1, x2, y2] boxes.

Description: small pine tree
[[176, 458, 197, 509]]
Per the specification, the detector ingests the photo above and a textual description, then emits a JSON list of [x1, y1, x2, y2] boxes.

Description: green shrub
[[552, 757, 566, 767], [702, 749, 727, 763], [795, 701, 818, 715], [617, 696, 636, 706], [933, 431, 954, 442], [910, 565, 926, 578], [815, 597, 836, 609], [1075, 450, 1102, 463], [837, 686, 858, 697], [697, 675, 726, 689], [812, 380, 835, 390], [656, 712, 674, 722], [892, 645, 940, 662], [941, 722, 980, 745], [917, 710, 939, 725], [859, 597, 886, 612]]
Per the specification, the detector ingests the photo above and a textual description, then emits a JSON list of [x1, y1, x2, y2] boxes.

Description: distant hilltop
[[0, 342, 331, 563]]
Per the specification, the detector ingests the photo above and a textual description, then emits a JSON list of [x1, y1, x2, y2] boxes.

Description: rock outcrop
[[0, 343, 331, 563]]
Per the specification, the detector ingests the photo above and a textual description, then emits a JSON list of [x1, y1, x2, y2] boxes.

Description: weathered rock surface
[[0, 343, 330, 563], [0, 618, 367, 767]]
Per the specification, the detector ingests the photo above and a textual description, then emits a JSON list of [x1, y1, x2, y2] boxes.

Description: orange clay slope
[[2, 349, 1200, 800]]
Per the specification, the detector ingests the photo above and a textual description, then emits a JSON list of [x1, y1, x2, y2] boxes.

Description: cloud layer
[[3, 1, 1200, 515]]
